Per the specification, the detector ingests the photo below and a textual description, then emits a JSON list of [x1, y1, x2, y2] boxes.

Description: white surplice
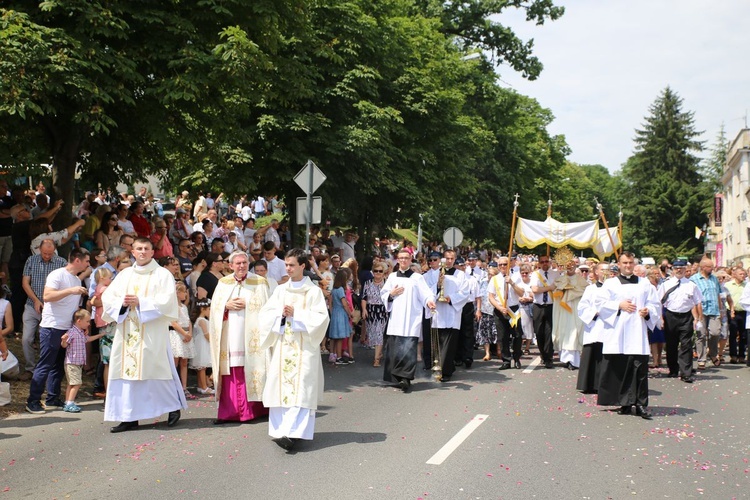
[[381, 271, 434, 338], [430, 270, 469, 329], [578, 283, 616, 345], [599, 277, 661, 355]]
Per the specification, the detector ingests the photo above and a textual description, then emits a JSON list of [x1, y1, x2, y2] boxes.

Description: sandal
[[712, 357, 721, 367], [697, 361, 706, 370], [373, 362, 381, 367]]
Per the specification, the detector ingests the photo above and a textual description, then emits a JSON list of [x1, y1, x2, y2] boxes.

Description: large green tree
[[1, 0, 567, 247], [621, 87, 708, 254], [0, 1, 309, 209]]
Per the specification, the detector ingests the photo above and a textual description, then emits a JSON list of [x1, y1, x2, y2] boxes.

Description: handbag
[[351, 308, 362, 326], [0, 350, 20, 379]]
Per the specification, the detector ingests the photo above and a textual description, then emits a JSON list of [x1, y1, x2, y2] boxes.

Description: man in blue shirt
[[690, 258, 722, 369]]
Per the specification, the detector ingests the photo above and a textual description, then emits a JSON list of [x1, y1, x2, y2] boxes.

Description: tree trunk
[[48, 121, 81, 257]]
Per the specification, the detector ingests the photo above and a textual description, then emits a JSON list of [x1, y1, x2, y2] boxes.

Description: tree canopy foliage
[[1, 0, 573, 244]]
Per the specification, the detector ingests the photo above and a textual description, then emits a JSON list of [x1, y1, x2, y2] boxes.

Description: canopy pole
[[595, 198, 619, 261]]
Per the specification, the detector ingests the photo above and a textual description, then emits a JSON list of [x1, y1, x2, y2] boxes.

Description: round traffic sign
[[443, 227, 463, 248]]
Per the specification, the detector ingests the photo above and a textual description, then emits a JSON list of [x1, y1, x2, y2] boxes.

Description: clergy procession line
[[5, 185, 748, 449]]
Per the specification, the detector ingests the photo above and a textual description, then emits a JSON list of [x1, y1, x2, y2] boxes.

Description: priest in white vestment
[[381, 249, 435, 392], [551, 257, 588, 369], [210, 251, 270, 424], [597, 252, 660, 419], [259, 249, 329, 451], [103, 237, 187, 432]]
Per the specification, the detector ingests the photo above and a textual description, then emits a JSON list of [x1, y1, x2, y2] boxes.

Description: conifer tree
[[621, 87, 708, 254]]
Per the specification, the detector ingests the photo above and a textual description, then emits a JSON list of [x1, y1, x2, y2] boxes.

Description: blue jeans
[[27, 327, 67, 405]]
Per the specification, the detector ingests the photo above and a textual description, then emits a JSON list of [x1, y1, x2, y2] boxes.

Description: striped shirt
[[22, 254, 67, 307], [691, 273, 722, 316], [64, 325, 87, 365]]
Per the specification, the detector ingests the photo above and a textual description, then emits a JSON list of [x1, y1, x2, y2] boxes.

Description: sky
[[495, 0, 750, 173]]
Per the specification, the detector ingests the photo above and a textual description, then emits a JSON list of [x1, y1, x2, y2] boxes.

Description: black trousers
[[456, 303, 476, 363], [729, 310, 747, 359], [532, 304, 554, 363], [9, 263, 26, 333], [421, 315, 433, 370], [437, 328, 460, 378], [663, 309, 694, 377], [598, 354, 649, 407], [383, 336, 419, 382], [494, 306, 522, 364]]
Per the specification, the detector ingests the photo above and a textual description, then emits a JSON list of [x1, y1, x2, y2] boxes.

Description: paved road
[[2, 347, 748, 499]]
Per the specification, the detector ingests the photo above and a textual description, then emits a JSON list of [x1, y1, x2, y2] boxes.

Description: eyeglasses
[[580, 270, 589, 273], [539, 260, 549, 264], [373, 270, 384, 274], [429, 258, 439, 262], [498, 263, 508, 266]]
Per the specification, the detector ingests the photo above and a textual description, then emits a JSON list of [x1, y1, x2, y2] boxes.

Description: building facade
[[720, 128, 750, 267]]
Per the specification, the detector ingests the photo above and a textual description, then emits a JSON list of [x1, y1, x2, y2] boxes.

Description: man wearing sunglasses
[[530, 255, 559, 368]]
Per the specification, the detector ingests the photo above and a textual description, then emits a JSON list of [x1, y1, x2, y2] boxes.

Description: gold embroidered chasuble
[[259, 277, 330, 409], [209, 274, 270, 402], [102, 259, 179, 380], [551, 272, 589, 351]]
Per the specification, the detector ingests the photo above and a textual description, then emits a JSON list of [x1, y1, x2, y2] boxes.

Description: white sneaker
[[197, 387, 215, 395]]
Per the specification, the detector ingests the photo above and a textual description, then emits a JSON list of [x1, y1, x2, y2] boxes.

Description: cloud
[[495, 0, 750, 172]]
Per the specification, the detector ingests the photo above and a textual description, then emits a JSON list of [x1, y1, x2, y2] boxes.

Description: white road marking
[[522, 356, 541, 373], [426, 414, 489, 465]]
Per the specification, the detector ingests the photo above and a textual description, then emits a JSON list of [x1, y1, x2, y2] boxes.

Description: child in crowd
[[170, 282, 194, 395], [61, 309, 104, 412], [341, 266, 356, 363], [90, 267, 115, 395], [329, 269, 353, 364], [189, 298, 214, 395]]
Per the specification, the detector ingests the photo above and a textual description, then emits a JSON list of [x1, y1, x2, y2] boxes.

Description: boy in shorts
[[61, 309, 103, 412]]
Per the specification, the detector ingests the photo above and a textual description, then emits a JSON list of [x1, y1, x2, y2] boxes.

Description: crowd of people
[[2, 181, 748, 449]]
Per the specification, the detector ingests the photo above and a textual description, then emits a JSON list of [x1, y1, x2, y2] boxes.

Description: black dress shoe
[[544, 361, 554, 369], [617, 405, 632, 416], [464, 359, 473, 369], [498, 363, 512, 370], [110, 421, 139, 433], [680, 376, 695, 383], [635, 406, 653, 420], [167, 410, 181, 427], [398, 379, 411, 392], [272, 436, 296, 451], [667, 372, 679, 378], [514, 360, 522, 369], [566, 362, 578, 371]]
